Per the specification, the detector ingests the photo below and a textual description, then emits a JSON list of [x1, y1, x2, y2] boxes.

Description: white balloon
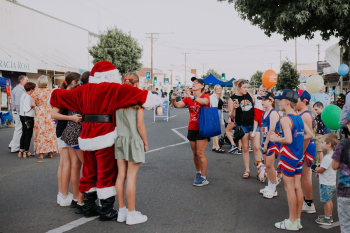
[[306, 74, 323, 94]]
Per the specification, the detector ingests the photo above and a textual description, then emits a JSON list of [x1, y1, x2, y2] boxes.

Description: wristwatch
[[192, 96, 196, 101]]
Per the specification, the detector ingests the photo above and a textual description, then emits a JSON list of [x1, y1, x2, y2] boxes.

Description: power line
[[153, 39, 283, 52]]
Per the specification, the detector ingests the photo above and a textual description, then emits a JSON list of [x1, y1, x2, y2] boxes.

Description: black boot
[[83, 192, 99, 217], [99, 196, 118, 221]]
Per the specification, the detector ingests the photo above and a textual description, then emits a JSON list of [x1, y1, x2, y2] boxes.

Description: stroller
[[218, 119, 236, 149]]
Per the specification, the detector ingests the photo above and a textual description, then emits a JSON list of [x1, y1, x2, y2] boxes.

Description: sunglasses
[[241, 80, 249, 84]]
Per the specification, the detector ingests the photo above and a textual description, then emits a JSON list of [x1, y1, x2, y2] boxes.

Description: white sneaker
[[57, 193, 62, 205], [126, 211, 148, 225], [117, 209, 128, 222], [60, 193, 73, 207], [260, 186, 269, 194], [263, 189, 278, 199], [302, 201, 316, 213]]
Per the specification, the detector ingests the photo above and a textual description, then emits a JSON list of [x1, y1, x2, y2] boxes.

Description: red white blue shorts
[[262, 141, 281, 157], [277, 145, 303, 177], [302, 141, 316, 167]]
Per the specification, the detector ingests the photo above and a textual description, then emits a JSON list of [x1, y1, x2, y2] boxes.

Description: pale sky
[[19, 0, 340, 80]]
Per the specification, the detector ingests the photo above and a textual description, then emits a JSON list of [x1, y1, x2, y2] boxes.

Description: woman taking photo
[[18, 82, 36, 158], [229, 79, 263, 179], [210, 85, 226, 153], [171, 77, 210, 186]]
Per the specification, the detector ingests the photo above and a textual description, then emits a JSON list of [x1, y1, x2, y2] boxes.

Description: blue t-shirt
[[332, 138, 350, 197], [310, 92, 329, 107]]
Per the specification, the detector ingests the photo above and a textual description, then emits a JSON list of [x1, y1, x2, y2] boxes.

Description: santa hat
[[89, 61, 122, 84]]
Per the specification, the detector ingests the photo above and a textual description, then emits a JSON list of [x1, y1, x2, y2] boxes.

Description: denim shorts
[[236, 125, 260, 134], [319, 184, 336, 203]]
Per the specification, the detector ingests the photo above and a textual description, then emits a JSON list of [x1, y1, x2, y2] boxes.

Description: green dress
[[115, 108, 145, 163]]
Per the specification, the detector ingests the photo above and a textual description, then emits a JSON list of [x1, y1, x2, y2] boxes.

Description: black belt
[[84, 115, 113, 123]]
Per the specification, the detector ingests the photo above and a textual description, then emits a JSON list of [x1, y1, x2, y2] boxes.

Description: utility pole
[[201, 63, 206, 77], [181, 53, 199, 86], [276, 50, 285, 69], [317, 44, 320, 61], [295, 38, 298, 71], [146, 33, 159, 90]]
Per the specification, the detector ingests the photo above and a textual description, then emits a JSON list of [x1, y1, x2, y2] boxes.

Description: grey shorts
[[338, 197, 350, 232]]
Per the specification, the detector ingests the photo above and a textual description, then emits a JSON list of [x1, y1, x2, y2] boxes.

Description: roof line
[[6, 0, 99, 37]]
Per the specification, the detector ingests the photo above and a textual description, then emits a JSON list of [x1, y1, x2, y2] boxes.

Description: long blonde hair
[[213, 85, 223, 99]]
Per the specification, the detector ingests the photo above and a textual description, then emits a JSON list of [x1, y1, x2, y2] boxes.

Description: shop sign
[[0, 56, 37, 73]]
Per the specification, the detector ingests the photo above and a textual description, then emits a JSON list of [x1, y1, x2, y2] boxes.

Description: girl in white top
[[210, 85, 227, 153], [251, 84, 268, 138], [18, 82, 36, 158]]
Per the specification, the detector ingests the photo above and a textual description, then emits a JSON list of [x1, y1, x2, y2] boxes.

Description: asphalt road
[[0, 108, 340, 233]]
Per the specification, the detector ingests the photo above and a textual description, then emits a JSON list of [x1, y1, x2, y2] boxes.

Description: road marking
[[171, 126, 189, 141], [46, 216, 98, 233], [320, 221, 340, 229], [163, 115, 177, 120], [46, 126, 189, 232]]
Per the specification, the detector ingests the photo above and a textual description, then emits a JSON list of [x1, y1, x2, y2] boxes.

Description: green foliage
[[89, 27, 143, 75], [217, 0, 350, 50], [249, 70, 263, 87], [201, 68, 221, 79], [276, 60, 300, 91]]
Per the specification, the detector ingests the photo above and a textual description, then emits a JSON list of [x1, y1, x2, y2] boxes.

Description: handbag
[[233, 96, 245, 141], [25, 117, 34, 129], [198, 96, 221, 138]]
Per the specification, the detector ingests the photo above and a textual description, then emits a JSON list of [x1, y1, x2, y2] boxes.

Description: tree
[[249, 70, 263, 88], [201, 68, 221, 79], [276, 60, 300, 91], [218, 0, 350, 63], [89, 27, 143, 75]]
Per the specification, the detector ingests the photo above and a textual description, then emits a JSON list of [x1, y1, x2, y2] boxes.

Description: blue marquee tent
[[203, 74, 227, 86], [224, 78, 236, 87], [0, 77, 10, 87]]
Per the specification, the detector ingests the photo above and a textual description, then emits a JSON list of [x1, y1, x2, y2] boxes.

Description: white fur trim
[[89, 69, 122, 84], [78, 127, 118, 151], [97, 186, 116, 199], [142, 91, 163, 110], [86, 187, 97, 193]]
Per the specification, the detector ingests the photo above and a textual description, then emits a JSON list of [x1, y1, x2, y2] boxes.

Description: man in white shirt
[[8, 75, 28, 153]]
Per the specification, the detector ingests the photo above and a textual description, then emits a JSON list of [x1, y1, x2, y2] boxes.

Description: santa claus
[[50, 61, 162, 221]]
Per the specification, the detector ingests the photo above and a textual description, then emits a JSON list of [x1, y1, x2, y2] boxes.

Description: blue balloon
[[338, 64, 349, 76]]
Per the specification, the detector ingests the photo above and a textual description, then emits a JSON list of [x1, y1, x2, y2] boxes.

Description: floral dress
[[32, 88, 58, 154]]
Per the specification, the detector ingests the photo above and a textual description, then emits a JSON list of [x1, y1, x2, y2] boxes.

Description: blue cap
[[298, 90, 311, 102], [274, 89, 299, 103], [347, 110, 350, 121]]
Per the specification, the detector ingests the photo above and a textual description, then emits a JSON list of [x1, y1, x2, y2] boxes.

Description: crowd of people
[[171, 78, 350, 232], [6, 65, 350, 231]]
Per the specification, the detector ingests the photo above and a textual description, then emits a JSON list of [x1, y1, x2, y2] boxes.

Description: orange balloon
[[262, 69, 278, 89]]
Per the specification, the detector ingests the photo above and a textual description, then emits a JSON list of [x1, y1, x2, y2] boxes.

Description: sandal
[[38, 153, 44, 159], [45, 152, 53, 158], [215, 148, 225, 153], [243, 171, 250, 179], [26, 152, 34, 158], [18, 151, 24, 158], [212, 148, 216, 151]]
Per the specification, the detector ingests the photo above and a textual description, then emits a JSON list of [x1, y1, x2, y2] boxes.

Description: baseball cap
[[274, 89, 299, 103], [298, 90, 311, 102], [257, 92, 274, 100], [191, 77, 205, 84]]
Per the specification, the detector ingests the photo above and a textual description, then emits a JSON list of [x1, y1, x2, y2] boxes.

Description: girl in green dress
[[114, 72, 149, 225]]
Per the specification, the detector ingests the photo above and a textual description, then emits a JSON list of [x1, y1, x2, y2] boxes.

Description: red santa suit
[[50, 61, 161, 212]]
